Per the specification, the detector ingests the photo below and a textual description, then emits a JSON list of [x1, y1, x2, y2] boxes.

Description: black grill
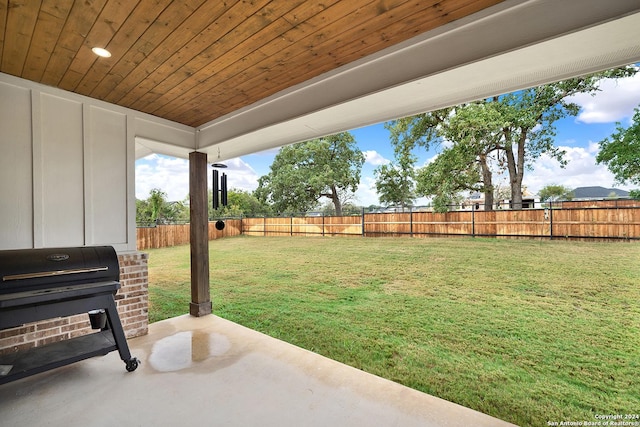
[[0, 246, 138, 384]]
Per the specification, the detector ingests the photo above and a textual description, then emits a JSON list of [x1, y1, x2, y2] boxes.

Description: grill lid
[[0, 246, 119, 294]]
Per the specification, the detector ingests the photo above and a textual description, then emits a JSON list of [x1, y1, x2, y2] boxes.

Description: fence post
[[361, 207, 365, 237], [290, 214, 293, 236], [472, 204, 475, 237], [410, 207, 413, 237], [322, 212, 325, 237], [263, 216, 266, 237], [549, 201, 554, 240]]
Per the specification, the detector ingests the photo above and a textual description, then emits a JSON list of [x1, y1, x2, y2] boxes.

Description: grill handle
[[3, 267, 109, 282]]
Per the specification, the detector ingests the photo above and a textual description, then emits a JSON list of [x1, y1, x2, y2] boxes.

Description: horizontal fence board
[[559, 199, 638, 208], [138, 204, 640, 249]]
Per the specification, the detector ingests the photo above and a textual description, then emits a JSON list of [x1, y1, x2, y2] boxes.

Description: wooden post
[[410, 207, 413, 237], [472, 204, 475, 237], [549, 200, 554, 240], [189, 151, 211, 317]]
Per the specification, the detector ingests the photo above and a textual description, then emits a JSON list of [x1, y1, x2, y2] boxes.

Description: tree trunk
[[503, 129, 524, 210], [331, 185, 343, 216], [509, 132, 527, 209], [479, 154, 494, 211]]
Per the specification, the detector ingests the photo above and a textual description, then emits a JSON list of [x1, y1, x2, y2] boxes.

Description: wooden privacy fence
[[241, 206, 640, 241], [136, 219, 242, 250], [362, 208, 640, 240], [242, 215, 363, 237], [137, 205, 640, 249]]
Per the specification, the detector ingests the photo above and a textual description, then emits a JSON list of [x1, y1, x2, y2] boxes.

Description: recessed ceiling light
[[91, 47, 111, 58]]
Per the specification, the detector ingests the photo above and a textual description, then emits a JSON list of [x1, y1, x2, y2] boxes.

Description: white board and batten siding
[[0, 73, 196, 252]]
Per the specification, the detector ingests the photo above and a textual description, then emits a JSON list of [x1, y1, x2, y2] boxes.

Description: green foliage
[[318, 200, 361, 216], [256, 132, 365, 215], [416, 145, 481, 212], [596, 106, 640, 185], [211, 188, 272, 219], [496, 66, 636, 205], [138, 187, 271, 224], [136, 188, 189, 224], [135, 199, 149, 224], [374, 164, 416, 209], [385, 109, 449, 151], [538, 184, 574, 202]]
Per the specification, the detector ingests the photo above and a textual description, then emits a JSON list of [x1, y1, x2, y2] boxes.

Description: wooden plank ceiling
[[0, 0, 503, 127]]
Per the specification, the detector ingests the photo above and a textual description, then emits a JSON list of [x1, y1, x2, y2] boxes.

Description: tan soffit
[[0, 0, 503, 127]]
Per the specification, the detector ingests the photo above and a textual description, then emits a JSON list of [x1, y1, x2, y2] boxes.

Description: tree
[[385, 102, 503, 211], [256, 132, 365, 215], [135, 199, 150, 224], [538, 184, 574, 202], [493, 183, 512, 204], [596, 106, 640, 187], [166, 199, 189, 223], [148, 188, 166, 222], [385, 66, 637, 210], [210, 189, 273, 219], [416, 143, 483, 212], [136, 188, 189, 224], [434, 102, 506, 210], [374, 139, 417, 210], [496, 69, 634, 208], [382, 110, 449, 210], [319, 200, 361, 216], [375, 164, 415, 210]]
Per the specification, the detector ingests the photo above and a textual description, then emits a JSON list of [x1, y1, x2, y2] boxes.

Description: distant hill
[[572, 186, 629, 199]]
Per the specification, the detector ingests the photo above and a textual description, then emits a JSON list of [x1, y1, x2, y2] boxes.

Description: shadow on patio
[[1, 314, 516, 426]]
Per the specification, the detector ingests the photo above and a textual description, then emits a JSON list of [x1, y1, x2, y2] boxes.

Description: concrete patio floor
[[1, 314, 517, 426]]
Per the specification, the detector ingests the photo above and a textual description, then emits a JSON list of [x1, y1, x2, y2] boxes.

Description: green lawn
[[145, 236, 640, 427]]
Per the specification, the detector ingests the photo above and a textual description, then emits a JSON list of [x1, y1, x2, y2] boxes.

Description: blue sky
[[136, 71, 640, 206]]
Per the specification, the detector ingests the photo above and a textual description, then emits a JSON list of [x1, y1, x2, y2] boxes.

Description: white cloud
[[135, 155, 260, 202], [523, 144, 632, 195], [135, 154, 189, 201], [441, 139, 454, 149], [585, 141, 600, 154], [567, 71, 640, 124], [421, 153, 439, 167], [363, 150, 390, 166], [355, 176, 380, 206], [222, 157, 261, 192]]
